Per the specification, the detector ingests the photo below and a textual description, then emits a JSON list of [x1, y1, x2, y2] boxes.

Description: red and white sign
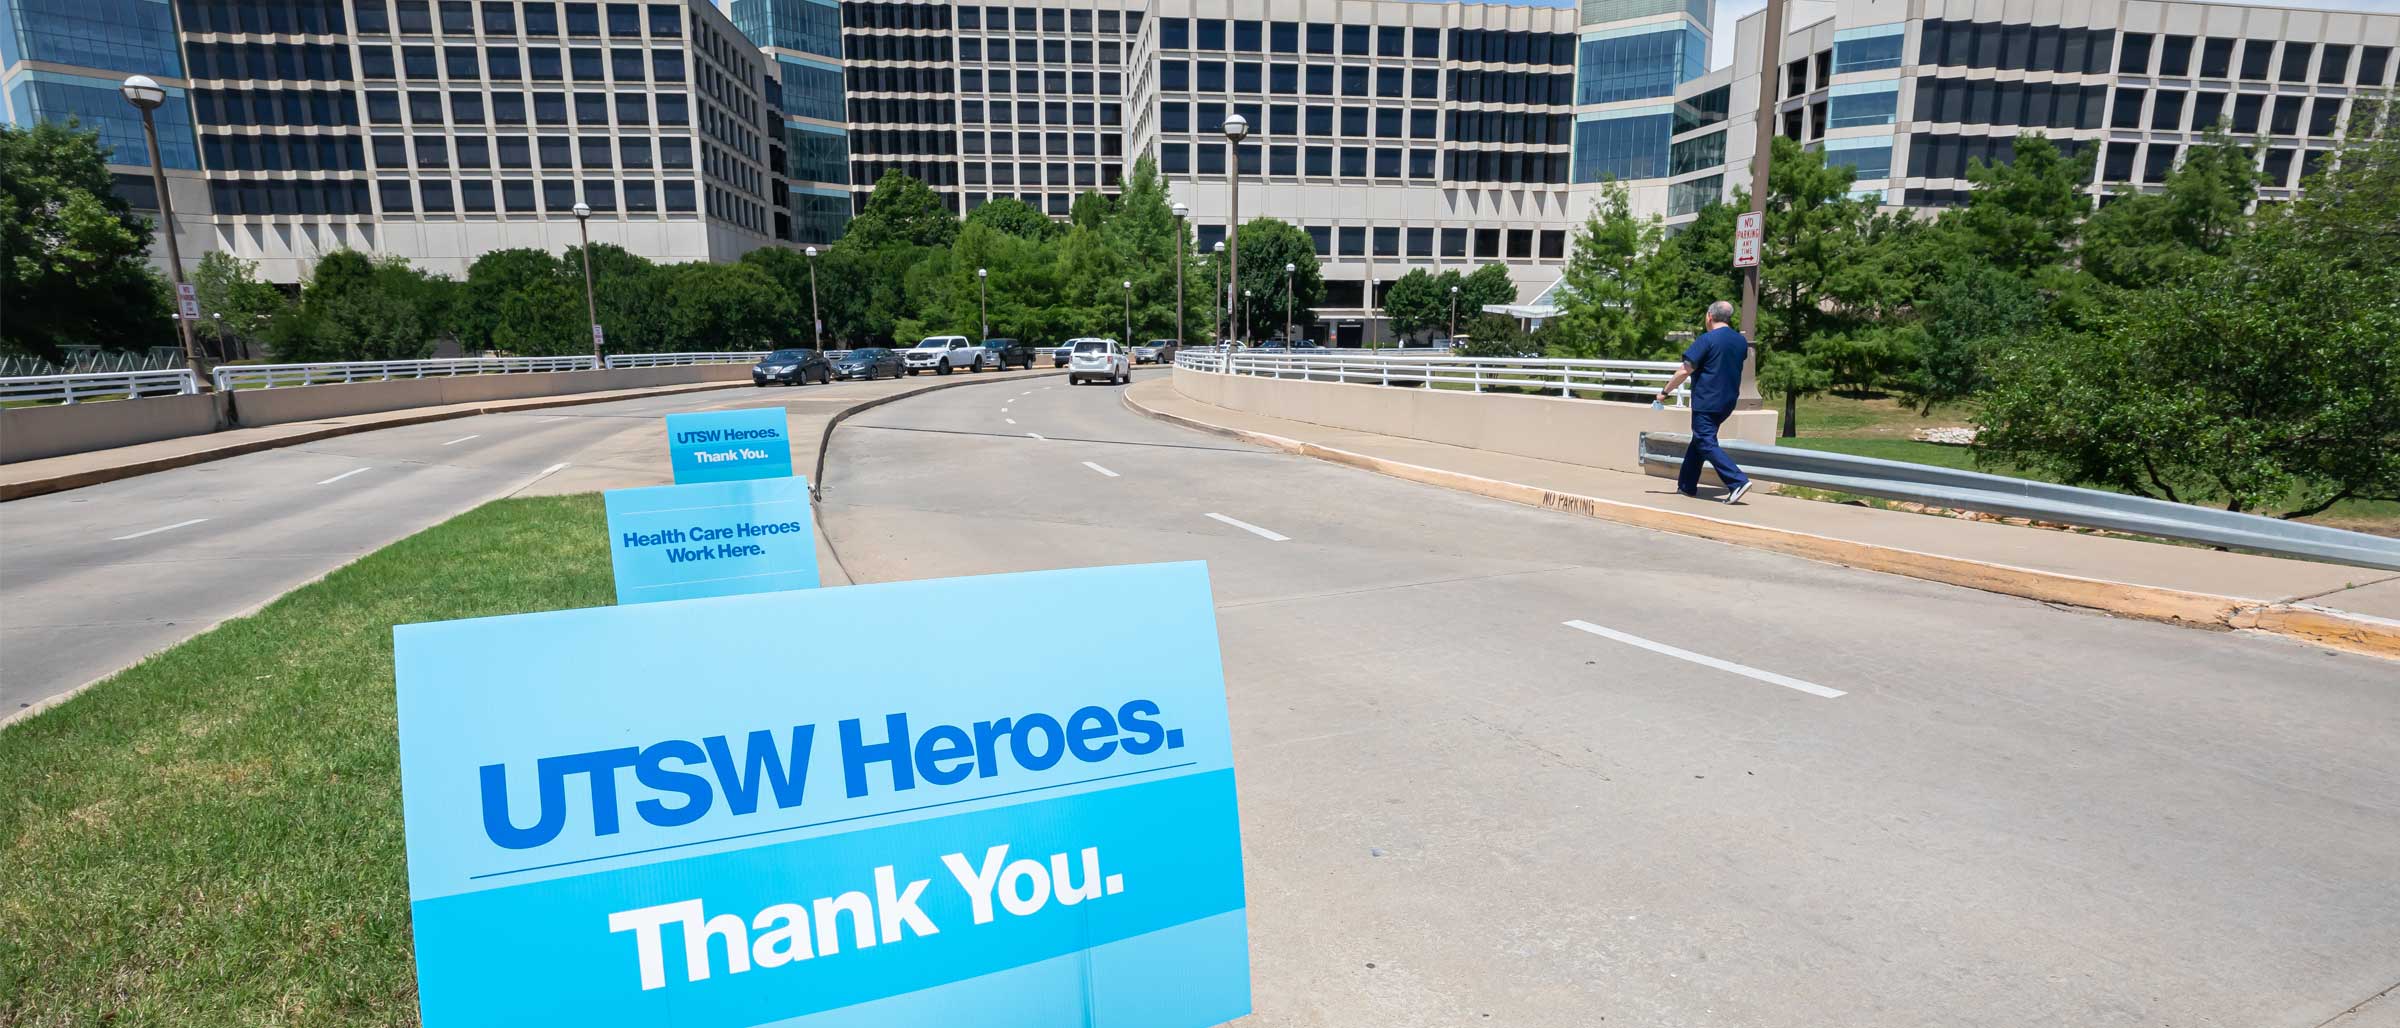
[[1733, 211, 1763, 269], [175, 281, 201, 320]]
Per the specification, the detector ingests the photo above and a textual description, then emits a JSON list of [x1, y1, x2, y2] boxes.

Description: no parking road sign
[[1733, 211, 1763, 268]]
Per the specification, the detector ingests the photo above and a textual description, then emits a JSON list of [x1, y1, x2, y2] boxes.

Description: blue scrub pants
[[1678, 409, 1751, 496]]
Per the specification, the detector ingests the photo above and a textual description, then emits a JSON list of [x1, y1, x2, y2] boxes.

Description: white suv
[[1066, 338, 1130, 386], [903, 335, 988, 375]]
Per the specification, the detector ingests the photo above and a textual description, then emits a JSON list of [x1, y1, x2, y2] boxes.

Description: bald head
[[1706, 300, 1735, 328]]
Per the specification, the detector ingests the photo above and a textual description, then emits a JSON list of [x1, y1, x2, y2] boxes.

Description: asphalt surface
[[0, 370, 1007, 716], [817, 371, 2400, 1028]]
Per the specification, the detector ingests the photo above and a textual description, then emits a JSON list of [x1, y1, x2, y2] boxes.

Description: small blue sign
[[667, 407, 794, 484], [393, 562, 1248, 1028], [604, 477, 820, 604]]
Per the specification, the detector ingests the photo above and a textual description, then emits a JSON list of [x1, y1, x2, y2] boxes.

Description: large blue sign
[[605, 477, 820, 604], [667, 407, 794, 484], [393, 561, 1249, 1028]]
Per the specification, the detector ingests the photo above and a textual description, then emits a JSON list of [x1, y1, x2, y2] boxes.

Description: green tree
[[965, 196, 1061, 241], [1551, 182, 1678, 359], [1753, 137, 1884, 434], [2078, 130, 2260, 290], [1979, 104, 2400, 517], [1652, 200, 1745, 326], [1381, 269, 1450, 340], [1103, 157, 1186, 341], [1944, 135, 2093, 279], [458, 248, 563, 352], [1215, 218, 1322, 342], [664, 262, 797, 350], [490, 275, 589, 355], [1458, 263, 1518, 311], [843, 170, 959, 250], [1891, 257, 2051, 413], [188, 251, 286, 358], [1452, 312, 1535, 358], [1755, 349, 1832, 438], [0, 121, 174, 360]]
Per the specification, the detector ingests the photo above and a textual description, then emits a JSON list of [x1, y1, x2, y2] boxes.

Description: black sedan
[[752, 348, 832, 386], [982, 339, 1036, 370], [830, 347, 904, 381]]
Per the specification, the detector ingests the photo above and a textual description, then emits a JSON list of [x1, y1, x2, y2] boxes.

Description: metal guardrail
[[212, 356, 598, 390], [1638, 433, 2400, 572], [606, 351, 769, 368], [0, 346, 188, 378], [0, 369, 201, 405], [1177, 350, 1689, 405]]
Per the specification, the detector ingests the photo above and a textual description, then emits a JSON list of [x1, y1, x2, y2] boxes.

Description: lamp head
[[1212, 241, 1225, 253], [1170, 201, 1188, 217], [1123, 280, 1131, 289], [120, 75, 167, 110], [805, 245, 818, 257], [978, 267, 988, 278], [1285, 262, 1295, 273], [572, 201, 591, 219], [1221, 113, 1249, 142]]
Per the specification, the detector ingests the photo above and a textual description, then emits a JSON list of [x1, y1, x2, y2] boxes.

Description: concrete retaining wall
[[1171, 366, 1779, 474], [0, 394, 228, 464], [227, 364, 748, 428], [0, 365, 749, 465]]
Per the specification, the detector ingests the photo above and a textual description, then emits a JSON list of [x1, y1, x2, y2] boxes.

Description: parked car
[[1131, 339, 1180, 365], [1065, 338, 1130, 386], [982, 338, 1036, 369], [1052, 342, 1076, 367], [752, 348, 831, 386], [903, 335, 988, 375], [830, 347, 902, 380]]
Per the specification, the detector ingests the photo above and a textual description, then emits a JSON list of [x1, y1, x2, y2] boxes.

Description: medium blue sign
[[604, 477, 820, 604], [393, 561, 1249, 1028], [667, 407, 794, 484]]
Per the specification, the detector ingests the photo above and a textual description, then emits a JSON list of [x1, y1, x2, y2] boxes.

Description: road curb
[[808, 365, 1069, 498], [0, 380, 753, 502], [1122, 388, 2400, 662]]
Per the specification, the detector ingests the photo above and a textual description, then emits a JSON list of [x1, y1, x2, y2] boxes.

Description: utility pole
[[1734, 0, 1785, 411], [1212, 241, 1226, 342], [977, 267, 989, 340], [805, 246, 821, 347], [1223, 115, 1248, 347], [121, 75, 206, 390], [1171, 202, 1188, 345], [1283, 262, 1295, 344], [1448, 285, 1459, 344]]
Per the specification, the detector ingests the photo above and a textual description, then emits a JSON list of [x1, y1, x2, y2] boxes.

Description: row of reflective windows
[[2108, 88, 2353, 137], [1156, 63, 1574, 107], [843, 4, 1139, 34], [1162, 102, 1446, 142], [349, 1, 682, 40], [1285, 225, 1567, 263], [18, 0, 188, 78], [370, 177, 701, 214], [727, 0, 838, 60], [349, 44, 685, 83], [851, 159, 960, 188], [356, 89, 690, 126], [864, 67, 1125, 96], [959, 162, 1126, 189], [191, 88, 361, 128], [844, 35, 1132, 66], [844, 129, 1122, 159], [1158, 142, 1568, 186], [1158, 20, 1575, 67], [2097, 139, 2328, 187], [948, 191, 1109, 217], [174, 0, 348, 37], [1911, 20, 2393, 89]]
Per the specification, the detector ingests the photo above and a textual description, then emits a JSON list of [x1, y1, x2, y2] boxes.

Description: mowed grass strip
[[0, 494, 614, 1027]]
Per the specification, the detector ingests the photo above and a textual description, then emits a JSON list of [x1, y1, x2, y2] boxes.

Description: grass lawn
[[0, 494, 615, 1027]]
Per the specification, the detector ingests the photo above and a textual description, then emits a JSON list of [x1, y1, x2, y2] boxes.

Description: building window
[[1822, 136, 1893, 179], [1832, 24, 1904, 74], [1571, 111, 1670, 183], [1668, 174, 1722, 216], [1826, 81, 1898, 128], [1576, 26, 1706, 105]]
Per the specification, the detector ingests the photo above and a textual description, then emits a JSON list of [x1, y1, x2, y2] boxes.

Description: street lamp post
[[572, 201, 600, 363], [1221, 114, 1248, 349], [977, 267, 989, 341], [1242, 289, 1253, 344], [1170, 201, 1188, 345], [804, 246, 821, 347], [121, 75, 205, 390], [1449, 285, 1459, 343], [1121, 279, 1132, 347], [1212, 240, 1226, 343], [1283, 262, 1295, 345]]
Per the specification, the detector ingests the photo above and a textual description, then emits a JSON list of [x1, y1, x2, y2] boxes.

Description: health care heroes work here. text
[[618, 517, 811, 565]]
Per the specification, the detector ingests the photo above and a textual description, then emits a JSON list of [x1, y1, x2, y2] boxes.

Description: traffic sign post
[[1733, 212, 1763, 269], [176, 281, 201, 321]]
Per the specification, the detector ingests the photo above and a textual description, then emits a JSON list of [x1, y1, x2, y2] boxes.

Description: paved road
[[818, 373, 2400, 1028], [0, 370, 1036, 716]]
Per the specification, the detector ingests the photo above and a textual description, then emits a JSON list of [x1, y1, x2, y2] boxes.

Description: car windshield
[[983, 340, 1014, 348], [1073, 341, 1109, 353], [765, 350, 813, 361], [854, 348, 887, 358], [914, 339, 951, 349]]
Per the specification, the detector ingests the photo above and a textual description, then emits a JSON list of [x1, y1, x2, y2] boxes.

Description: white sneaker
[[1723, 481, 1752, 505]]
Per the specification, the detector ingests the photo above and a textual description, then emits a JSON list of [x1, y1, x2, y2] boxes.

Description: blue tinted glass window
[[1827, 82, 1899, 128], [10, 74, 199, 168], [1823, 136, 1893, 179], [727, 0, 837, 59], [1669, 173, 1722, 215], [1571, 110, 1670, 182], [1832, 25, 1905, 74], [1575, 25, 1706, 105], [5, 0, 184, 76], [776, 58, 843, 122]]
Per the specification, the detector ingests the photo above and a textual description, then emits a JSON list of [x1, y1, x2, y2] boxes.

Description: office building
[[1630, 0, 2399, 227]]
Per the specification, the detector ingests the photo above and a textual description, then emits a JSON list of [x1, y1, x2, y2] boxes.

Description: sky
[[1706, 0, 2400, 67]]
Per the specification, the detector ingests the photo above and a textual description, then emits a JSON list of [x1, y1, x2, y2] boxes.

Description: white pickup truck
[[902, 335, 989, 375]]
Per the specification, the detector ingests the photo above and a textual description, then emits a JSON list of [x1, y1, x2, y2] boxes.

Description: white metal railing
[[1177, 350, 1689, 406], [605, 351, 769, 368], [211, 356, 597, 390], [0, 346, 188, 378], [0, 368, 200, 405]]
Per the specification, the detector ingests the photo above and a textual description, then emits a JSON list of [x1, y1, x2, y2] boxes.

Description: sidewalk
[[1125, 378, 2399, 658], [0, 380, 751, 501]]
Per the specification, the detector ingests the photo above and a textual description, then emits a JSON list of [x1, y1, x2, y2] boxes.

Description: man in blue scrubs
[[1656, 301, 1753, 504]]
